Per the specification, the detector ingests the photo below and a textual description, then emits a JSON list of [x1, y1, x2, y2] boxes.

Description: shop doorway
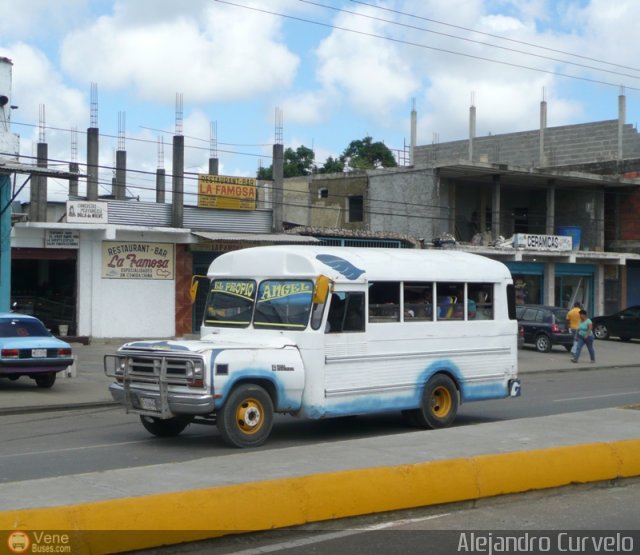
[[11, 249, 77, 336], [555, 270, 594, 312]]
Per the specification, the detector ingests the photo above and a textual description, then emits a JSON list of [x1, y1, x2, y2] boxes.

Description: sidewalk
[[0, 337, 638, 414]]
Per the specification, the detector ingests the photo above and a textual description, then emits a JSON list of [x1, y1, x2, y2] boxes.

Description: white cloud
[[314, 4, 420, 120], [1, 42, 87, 201], [60, 1, 300, 104], [0, 0, 87, 40], [280, 90, 333, 125], [420, 75, 584, 142]]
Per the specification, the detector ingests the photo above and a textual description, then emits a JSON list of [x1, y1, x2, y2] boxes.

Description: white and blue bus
[[106, 246, 521, 447]]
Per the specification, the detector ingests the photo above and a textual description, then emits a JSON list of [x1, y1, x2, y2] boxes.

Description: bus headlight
[[186, 360, 205, 388], [115, 357, 126, 383]]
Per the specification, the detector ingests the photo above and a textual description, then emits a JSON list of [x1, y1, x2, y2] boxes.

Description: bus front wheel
[[217, 384, 274, 448], [406, 374, 459, 429]]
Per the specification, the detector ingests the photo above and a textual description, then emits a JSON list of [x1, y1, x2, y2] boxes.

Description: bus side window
[[369, 282, 400, 322], [469, 283, 494, 320], [403, 282, 434, 321], [326, 293, 345, 333], [436, 283, 464, 321], [343, 293, 365, 332], [326, 292, 365, 333]]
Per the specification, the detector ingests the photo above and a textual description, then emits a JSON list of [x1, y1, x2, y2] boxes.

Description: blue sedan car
[[0, 313, 73, 388]]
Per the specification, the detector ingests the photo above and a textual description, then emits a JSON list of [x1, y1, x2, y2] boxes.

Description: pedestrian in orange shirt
[[566, 302, 582, 355]]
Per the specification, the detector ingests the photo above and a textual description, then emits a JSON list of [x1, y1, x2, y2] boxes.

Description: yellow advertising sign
[[198, 175, 257, 210]]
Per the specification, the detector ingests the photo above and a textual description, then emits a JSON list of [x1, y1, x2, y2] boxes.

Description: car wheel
[[535, 334, 552, 353], [404, 374, 459, 429], [217, 384, 274, 448], [593, 323, 609, 340], [140, 415, 192, 437], [34, 373, 56, 388]]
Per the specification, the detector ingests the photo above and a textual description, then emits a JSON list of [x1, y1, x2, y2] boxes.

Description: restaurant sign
[[102, 242, 174, 280], [513, 233, 572, 252], [198, 175, 257, 210]]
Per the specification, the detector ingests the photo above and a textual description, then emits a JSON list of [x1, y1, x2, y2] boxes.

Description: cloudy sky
[[2, 0, 640, 202]]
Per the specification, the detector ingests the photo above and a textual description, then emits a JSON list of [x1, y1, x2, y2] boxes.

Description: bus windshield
[[254, 280, 314, 330], [204, 279, 314, 330], [204, 280, 256, 328]]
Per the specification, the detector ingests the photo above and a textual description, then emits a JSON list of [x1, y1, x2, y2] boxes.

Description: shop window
[[369, 282, 400, 322], [403, 282, 434, 321], [555, 275, 591, 311], [513, 275, 542, 305], [348, 196, 364, 223]]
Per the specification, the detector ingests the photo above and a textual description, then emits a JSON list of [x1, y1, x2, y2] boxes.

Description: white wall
[[78, 230, 177, 338], [12, 223, 184, 339]]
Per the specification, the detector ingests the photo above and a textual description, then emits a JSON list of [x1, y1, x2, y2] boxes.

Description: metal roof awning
[[192, 231, 320, 244], [0, 160, 85, 179]]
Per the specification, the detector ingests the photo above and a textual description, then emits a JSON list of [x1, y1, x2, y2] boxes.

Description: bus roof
[[208, 246, 512, 283]]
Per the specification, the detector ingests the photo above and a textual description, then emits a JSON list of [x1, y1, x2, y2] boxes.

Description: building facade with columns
[[281, 117, 640, 315]]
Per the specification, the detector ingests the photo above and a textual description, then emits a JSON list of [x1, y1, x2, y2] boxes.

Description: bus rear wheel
[[217, 384, 274, 448], [406, 374, 459, 429]]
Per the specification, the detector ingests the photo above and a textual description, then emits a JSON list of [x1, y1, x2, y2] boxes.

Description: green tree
[[318, 155, 344, 174], [284, 145, 315, 177], [256, 145, 316, 179], [341, 136, 397, 170], [257, 165, 273, 180]]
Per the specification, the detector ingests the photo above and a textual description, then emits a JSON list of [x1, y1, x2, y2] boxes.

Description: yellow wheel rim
[[235, 398, 264, 435], [430, 385, 452, 418]]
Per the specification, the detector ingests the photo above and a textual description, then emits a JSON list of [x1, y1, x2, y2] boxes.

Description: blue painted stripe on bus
[[314, 359, 507, 418], [460, 380, 509, 401], [213, 368, 302, 412]]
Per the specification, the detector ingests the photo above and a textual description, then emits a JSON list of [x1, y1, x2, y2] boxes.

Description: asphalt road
[[1, 366, 639, 484], [134, 479, 640, 555]]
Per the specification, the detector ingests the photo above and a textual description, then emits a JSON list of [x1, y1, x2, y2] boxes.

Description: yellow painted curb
[[1, 439, 639, 554]]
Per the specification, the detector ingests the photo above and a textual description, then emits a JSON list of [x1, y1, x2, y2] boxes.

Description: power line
[[350, 0, 640, 74], [11, 121, 270, 159], [139, 125, 272, 147], [301, 0, 640, 81], [214, 0, 640, 92]]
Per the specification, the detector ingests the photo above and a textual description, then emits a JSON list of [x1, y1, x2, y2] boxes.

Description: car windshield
[[204, 280, 257, 328], [0, 318, 50, 337]]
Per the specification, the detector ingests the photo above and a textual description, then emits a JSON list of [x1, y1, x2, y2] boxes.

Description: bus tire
[[411, 374, 459, 429], [140, 415, 191, 437], [217, 384, 274, 448]]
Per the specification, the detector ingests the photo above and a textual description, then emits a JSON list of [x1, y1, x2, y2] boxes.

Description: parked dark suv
[[515, 305, 573, 353]]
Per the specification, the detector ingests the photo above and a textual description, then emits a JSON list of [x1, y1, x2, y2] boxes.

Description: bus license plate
[[32, 349, 47, 358], [139, 397, 157, 411]]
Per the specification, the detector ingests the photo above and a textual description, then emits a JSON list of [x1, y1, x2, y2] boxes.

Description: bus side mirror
[[313, 275, 331, 305], [190, 275, 208, 304]]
